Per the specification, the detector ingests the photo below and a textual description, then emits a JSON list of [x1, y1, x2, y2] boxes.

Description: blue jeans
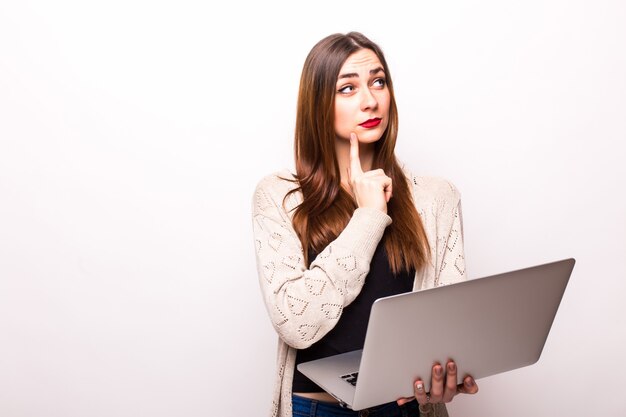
[[292, 395, 420, 417]]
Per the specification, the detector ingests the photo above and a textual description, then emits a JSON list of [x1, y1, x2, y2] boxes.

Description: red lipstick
[[359, 118, 382, 128]]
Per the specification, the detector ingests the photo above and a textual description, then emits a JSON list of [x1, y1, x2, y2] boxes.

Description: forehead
[[338, 49, 382, 74]]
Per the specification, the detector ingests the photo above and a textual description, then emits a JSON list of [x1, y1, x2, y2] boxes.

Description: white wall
[[1, 1, 624, 416]]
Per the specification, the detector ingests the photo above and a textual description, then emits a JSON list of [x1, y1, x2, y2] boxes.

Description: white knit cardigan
[[252, 168, 467, 417]]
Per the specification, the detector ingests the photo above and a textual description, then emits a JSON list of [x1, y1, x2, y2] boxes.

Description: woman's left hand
[[396, 360, 479, 407]]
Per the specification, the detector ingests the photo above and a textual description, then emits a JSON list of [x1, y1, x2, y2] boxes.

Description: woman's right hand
[[348, 132, 392, 214]]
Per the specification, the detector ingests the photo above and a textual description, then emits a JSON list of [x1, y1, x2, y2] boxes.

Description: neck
[[335, 137, 375, 186]]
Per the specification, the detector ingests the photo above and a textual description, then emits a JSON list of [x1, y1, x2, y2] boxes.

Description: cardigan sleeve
[[435, 197, 467, 286], [406, 173, 468, 289], [252, 173, 392, 349]]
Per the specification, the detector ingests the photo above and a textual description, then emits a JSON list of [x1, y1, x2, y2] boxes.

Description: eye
[[338, 84, 355, 94], [372, 78, 386, 88]]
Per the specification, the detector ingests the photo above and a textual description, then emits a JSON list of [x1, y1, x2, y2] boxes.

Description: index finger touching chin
[[349, 132, 363, 175]]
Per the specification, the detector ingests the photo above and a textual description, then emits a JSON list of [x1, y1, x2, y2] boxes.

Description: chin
[[358, 130, 384, 144]]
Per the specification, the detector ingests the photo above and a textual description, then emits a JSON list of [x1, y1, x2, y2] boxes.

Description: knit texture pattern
[[252, 167, 467, 417]]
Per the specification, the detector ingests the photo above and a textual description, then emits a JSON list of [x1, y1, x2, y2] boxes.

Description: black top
[[292, 242, 415, 392]]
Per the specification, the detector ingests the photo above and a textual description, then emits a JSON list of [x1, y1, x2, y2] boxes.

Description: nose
[[360, 87, 378, 111]]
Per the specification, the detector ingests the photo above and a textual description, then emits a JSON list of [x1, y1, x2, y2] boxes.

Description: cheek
[[334, 102, 351, 132], [380, 93, 391, 115]]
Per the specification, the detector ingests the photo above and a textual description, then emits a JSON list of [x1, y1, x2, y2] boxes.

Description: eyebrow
[[337, 66, 385, 80]]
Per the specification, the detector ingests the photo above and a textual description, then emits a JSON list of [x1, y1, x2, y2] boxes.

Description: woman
[[252, 32, 478, 417]]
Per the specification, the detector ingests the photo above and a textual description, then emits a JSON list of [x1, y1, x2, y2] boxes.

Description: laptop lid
[[299, 258, 575, 410]]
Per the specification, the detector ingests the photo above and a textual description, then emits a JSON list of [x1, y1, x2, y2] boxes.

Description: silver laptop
[[297, 258, 575, 410]]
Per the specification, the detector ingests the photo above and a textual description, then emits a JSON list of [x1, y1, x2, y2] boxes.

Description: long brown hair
[[287, 32, 429, 274]]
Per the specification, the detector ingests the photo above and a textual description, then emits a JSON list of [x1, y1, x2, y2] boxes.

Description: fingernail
[[465, 378, 474, 388], [448, 362, 456, 373], [416, 382, 424, 392], [434, 366, 443, 377]]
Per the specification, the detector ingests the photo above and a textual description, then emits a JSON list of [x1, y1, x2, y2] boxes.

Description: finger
[[396, 396, 414, 406], [349, 132, 364, 177], [442, 361, 458, 403], [429, 364, 444, 403], [457, 376, 479, 395], [384, 178, 393, 202], [413, 379, 429, 405]]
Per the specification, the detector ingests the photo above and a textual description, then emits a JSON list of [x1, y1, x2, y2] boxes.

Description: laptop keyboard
[[340, 372, 359, 386]]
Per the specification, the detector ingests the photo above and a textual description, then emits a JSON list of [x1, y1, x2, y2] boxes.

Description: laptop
[[297, 258, 575, 410]]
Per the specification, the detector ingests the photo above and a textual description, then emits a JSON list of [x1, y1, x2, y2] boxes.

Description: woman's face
[[334, 48, 390, 145]]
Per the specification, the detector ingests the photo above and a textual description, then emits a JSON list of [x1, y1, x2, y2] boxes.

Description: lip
[[359, 118, 382, 128]]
